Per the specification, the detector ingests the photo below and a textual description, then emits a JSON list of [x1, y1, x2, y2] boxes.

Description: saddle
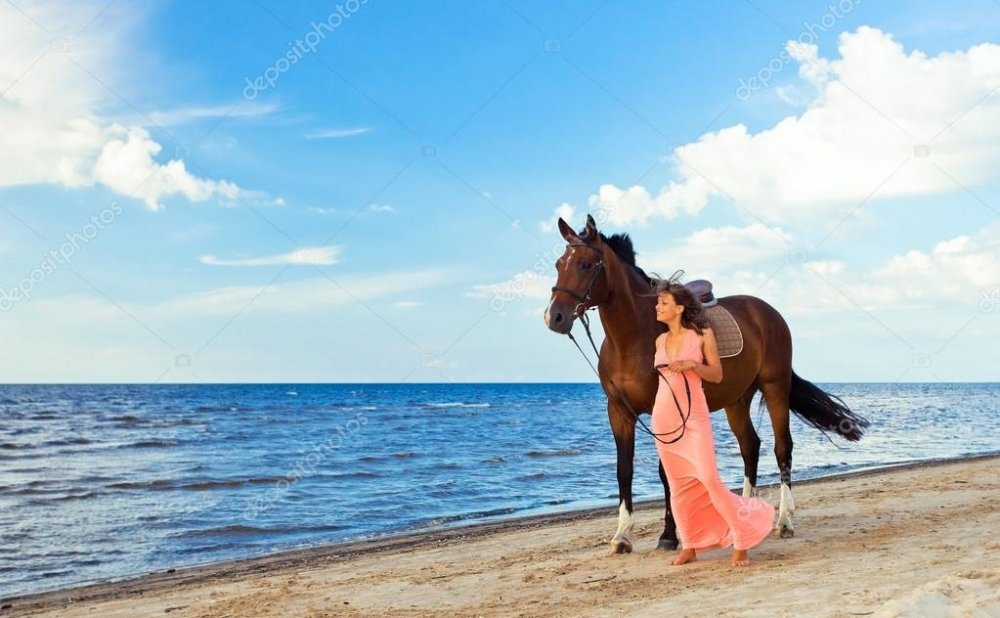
[[683, 279, 743, 358], [685, 279, 718, 307]]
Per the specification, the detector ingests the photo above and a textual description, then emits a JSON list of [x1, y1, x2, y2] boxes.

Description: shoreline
[[5, 452, 998, 616]]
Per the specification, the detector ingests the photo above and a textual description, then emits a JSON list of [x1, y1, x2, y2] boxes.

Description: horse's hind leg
[[760, 379, 795, 538], [724, 387, 761, 498], [655, 460, 679, 550]]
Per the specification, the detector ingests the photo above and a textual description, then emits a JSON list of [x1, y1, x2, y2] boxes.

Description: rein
[[567, 313, 691, 446], [557, 259, 693, 446]]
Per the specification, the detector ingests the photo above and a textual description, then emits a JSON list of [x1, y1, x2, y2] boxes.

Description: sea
[[1, 382, 997, 599]]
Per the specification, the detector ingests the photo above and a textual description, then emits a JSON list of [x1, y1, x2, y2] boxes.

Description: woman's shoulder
[[693, 325, 714, 344]]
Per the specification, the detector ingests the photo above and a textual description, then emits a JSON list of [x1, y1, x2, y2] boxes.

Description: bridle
[[552, 241, 691, 445], [550, 242, 605, 318]]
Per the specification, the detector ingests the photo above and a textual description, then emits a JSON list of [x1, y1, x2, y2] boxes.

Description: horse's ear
[[584, 214, 598, 239], [557, 218, 578, 241]]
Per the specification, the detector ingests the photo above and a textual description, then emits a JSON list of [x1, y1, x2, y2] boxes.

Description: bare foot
[[671, 548, 697, 565], [731, 549, 750, 567]]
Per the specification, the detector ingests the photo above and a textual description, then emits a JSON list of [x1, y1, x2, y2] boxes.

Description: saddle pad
[[704, 304, 743, 358]]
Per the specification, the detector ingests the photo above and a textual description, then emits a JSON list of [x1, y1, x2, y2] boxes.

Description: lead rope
[[567, 310, 692, 446]]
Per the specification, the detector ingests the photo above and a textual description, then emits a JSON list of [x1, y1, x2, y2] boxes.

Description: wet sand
[[5, 454, 998, 617]]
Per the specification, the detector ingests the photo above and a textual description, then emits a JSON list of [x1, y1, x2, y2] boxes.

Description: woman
[[651, 276, 775, 567]]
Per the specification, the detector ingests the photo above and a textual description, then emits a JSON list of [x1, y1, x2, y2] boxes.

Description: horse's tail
[[788, 371, 869, 441]]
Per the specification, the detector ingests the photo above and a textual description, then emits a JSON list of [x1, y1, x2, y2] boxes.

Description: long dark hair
[[649, 270, 710, 334]]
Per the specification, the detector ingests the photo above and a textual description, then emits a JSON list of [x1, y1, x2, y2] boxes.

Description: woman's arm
[[665, 329, 723, 383], [693, 327, 724, 383]]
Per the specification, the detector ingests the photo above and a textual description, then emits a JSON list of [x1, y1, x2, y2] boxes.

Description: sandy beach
[[5, 455, 998, 618]]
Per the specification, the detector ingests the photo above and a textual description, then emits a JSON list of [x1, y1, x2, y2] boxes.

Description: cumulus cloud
[[638, 223, 793, 275], [713, 223, 1000, 314], [94, 127, 242, 210], [0, 1, 271, 210], [199, 246, 341, 267], [539, 203, 576, 232], [588, 27, 1000, 227]]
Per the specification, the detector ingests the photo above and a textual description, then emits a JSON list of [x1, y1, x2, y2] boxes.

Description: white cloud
[[714, 223, 1000, 314], [539, 203, 575, 233], [304, 127, 370, 139], [393, 300, 423, 308], [588, 177, 712, 227], [368, 204, 394, 213], [639, 223, 793, 275], [0, 1, 272, 210], [157, 269, 449, 316], [592, 27, 1000, 227], [199, 246, 341, 267], [94, 126, 242, 210], [147, 102, 280, 126]]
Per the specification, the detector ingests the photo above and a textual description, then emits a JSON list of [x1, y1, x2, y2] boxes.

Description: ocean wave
[[181, 477, 288, 491], [107, 414, 143, 424], [107, 479, 175, 491], [104, 414, 208, 427], [192, 405, 249, 413], [424, 402, 491, 409], [28, 412, 62, 420], [421, 506, 518, 527], [40, 437, 93, 447], [3, 482, 106, 498], [127, 440, 180, 449], [107, 476, 291, 492], [519, 472, 548, 480], [324, 403, 378, 411], [320, 470, 380, 480], [525, 448, 581, 458], [25, 490, 101, 504], [176, 522, 346, 539]]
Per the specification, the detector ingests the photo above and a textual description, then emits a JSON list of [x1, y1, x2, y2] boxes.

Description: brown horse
[[544, 214, 868, 553]]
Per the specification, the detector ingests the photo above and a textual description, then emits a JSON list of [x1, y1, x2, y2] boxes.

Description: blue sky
[[0, 0, 998, 382]]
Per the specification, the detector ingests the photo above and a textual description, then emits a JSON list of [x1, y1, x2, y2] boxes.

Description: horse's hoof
[[608, 539, 633, 555], [655, 539, 679, 551], [778, 525, 795, 539]]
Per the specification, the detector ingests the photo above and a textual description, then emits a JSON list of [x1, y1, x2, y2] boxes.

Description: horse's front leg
[[656, 460, 679, 550], [608, 404, 636, 554]]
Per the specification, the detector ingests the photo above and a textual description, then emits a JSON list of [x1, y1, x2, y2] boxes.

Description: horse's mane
[[599, 232, 651, 283]]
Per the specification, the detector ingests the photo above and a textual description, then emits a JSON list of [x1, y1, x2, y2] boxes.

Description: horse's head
[[544, 214, 609, 334]]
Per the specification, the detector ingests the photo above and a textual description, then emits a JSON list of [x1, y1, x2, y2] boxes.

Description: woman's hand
[[667, 360, 697, 373]]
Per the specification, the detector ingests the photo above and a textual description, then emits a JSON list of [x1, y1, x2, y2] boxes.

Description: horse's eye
[[581, 262, 592, 270]]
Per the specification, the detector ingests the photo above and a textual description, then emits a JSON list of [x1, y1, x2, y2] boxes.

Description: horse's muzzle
[[544, 302, 575, 334]]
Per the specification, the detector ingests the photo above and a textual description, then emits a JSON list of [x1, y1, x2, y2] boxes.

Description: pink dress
[[652, 328, 775, 551]]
